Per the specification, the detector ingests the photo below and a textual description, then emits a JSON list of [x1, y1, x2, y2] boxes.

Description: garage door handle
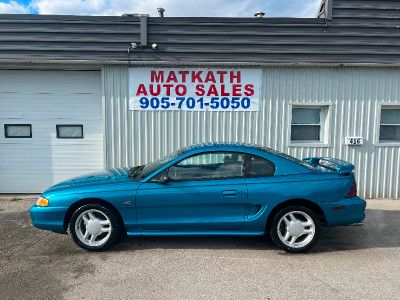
[[223, 190, 238, 196]]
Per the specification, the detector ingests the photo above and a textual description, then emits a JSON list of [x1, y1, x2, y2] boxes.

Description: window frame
[[376, 103, 400, 146], [288, 103, 332, 148], [56, 124, 84, 139], [4, 124, 32, 138], [152, 151, 246, 182]]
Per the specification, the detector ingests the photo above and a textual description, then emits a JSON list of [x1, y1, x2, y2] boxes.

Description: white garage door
[[0, 70, 103, 193]]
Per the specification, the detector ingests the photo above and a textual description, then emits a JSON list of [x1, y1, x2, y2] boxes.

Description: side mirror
[[158, 171, 171, 184]]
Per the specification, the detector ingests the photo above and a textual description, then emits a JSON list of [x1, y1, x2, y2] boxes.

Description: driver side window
[[168, 152, 244, 181]]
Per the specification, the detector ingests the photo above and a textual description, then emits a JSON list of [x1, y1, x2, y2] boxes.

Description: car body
[[30, 143, 366, 252]]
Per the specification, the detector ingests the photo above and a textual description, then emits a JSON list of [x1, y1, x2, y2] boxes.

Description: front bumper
[[30, 205, 68, 232], [319, 196, 366, 227]]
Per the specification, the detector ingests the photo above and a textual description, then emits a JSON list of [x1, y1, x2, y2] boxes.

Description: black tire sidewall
[[270, 205, 320, 253], [69, 203, 120, 251]]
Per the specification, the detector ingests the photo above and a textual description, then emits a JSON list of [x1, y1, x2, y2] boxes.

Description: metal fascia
[[2, 59, 400, 68]]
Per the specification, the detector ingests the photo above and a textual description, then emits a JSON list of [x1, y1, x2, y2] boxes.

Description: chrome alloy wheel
[[277, 211, 315, 249], [75, 209, 112, 247]]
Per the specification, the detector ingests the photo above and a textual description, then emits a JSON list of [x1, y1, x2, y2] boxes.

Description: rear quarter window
[[244, 154, 276, 177], [258, 146, 315, 171]]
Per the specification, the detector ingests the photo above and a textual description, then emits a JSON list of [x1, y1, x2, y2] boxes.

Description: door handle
[[223, 190, 238, 196]]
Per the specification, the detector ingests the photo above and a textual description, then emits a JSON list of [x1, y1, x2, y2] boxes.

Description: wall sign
[[129, 68, 261, 111], [345, 137, 364, 145]]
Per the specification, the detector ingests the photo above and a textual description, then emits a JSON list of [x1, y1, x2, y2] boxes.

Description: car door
[[136, 151, 248, 231], [243, 153, 279, 231]]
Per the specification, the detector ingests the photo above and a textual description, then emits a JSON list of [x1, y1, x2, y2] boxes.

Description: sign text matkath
[[129, 68, 261, 111]]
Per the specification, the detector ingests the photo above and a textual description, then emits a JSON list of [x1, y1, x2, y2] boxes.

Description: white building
[[0, 0, 399, 198]]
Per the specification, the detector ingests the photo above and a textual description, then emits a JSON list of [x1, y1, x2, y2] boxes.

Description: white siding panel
[[0, 70, 103, 193], [103, 66, 400, 199]]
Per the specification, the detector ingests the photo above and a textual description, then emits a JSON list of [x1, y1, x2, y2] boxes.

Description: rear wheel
[[69, 204, 120, 251], [270, 206, 320, 253]]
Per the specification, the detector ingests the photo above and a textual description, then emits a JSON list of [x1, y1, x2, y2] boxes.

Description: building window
[[56, 125, 83, 139], [4, 124, 32, 138], [290, 106, 329, 144], [379, 107, 400, 143]]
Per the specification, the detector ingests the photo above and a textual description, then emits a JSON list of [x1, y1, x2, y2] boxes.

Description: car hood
[[42, 167, 134, 195]]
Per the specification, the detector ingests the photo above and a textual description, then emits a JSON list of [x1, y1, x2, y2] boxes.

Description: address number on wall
[[345, 137, 364, 145]]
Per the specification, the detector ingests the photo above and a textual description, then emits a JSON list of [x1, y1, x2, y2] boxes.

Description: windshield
[[140, 147, 188, 179], [258, 146, 315, 171]]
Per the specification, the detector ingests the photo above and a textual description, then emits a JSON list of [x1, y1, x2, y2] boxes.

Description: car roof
[[185, 142, 281, 157], [185, 142, 259, 151]]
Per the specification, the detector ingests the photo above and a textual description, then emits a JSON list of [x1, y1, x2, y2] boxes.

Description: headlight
[[36, 196, 49, 206]]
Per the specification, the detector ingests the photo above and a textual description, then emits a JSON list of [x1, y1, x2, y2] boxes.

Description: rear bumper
[[30, 205, 68, 232], [319, 196, 366, 227]]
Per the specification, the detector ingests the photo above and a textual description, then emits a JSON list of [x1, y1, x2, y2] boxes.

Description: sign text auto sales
[[129, 68, 261, 111]]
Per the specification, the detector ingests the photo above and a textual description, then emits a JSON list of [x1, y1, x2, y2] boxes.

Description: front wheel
[[270, 206, 320, 253], [69, 204, 120, 251]]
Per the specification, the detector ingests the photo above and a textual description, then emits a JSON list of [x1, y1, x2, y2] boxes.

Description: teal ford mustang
[[30, 143, 366, 253]]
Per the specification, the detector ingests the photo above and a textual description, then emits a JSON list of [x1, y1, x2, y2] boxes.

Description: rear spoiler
[[302, 157, 355, 174]]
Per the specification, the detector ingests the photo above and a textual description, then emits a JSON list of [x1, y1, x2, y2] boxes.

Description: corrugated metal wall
[[0, 14, 140, 62], [1, 0, 400, 65], [103, 65, 400, 199]]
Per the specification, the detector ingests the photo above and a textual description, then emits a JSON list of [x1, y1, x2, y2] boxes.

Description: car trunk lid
[[302, 157, 357, 197]]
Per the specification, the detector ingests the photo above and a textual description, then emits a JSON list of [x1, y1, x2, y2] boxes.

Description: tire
[[69, 203, 120, 251], [270, 205, 320, 253]]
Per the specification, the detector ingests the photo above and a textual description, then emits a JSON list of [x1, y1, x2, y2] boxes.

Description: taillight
[[347, 180, 357, 197]]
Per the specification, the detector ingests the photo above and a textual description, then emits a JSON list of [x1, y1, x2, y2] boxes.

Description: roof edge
[[1, 59, 400, 68]]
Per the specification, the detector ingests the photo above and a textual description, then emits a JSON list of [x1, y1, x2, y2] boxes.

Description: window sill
[[288, 142, 330, 148], [376, 142, 400, 147]]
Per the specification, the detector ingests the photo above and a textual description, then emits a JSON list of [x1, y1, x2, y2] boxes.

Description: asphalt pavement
[[0, 195, 399, 300]]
